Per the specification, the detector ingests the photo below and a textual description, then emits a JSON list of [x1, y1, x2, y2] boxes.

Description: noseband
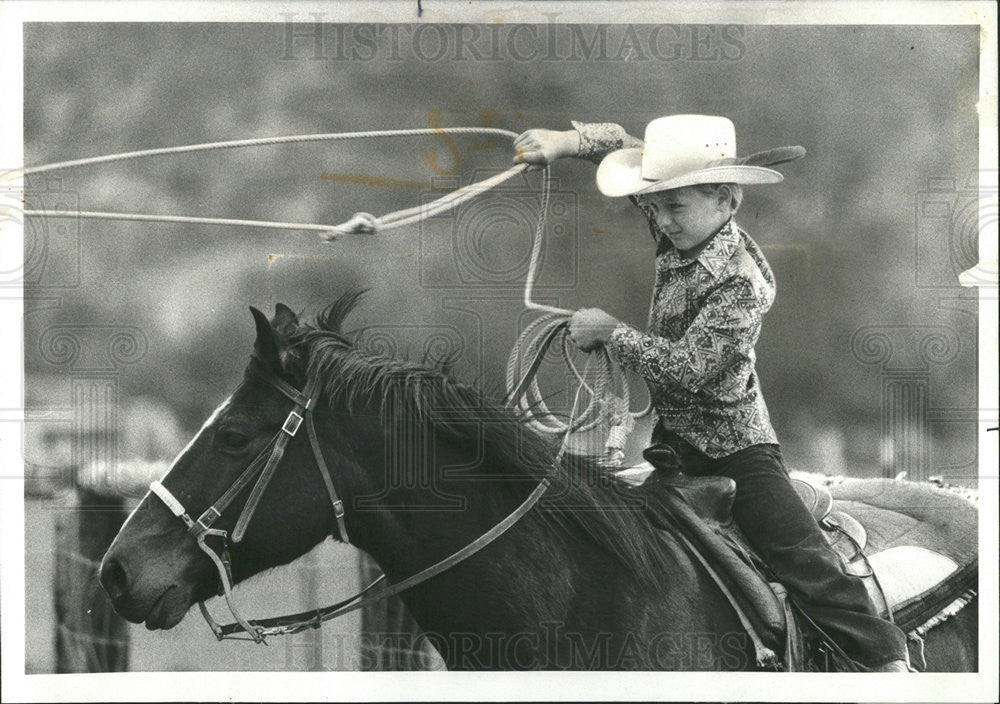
[[148, 363, 550, 644]]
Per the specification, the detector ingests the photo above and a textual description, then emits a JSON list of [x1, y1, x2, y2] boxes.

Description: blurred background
[[21, 22, 980, 673]]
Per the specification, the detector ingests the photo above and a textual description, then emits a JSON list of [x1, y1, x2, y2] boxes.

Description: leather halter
[[148, 363, 550, 644], [148, 363, 349, 642]]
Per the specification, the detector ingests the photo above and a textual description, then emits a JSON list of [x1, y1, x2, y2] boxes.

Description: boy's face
[[636, 186, 730, 252]]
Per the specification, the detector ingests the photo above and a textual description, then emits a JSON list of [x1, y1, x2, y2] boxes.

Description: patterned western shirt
[[573, 121, 779, 458]]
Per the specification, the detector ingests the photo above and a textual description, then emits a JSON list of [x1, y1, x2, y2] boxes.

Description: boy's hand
[[568, 308, 619, 352], [513, 129, 581, 170]]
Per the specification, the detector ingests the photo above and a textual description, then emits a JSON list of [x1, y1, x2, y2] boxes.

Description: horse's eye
[[216, 429, 250, 452]]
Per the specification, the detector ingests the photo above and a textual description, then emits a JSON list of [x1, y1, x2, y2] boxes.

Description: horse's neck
[[358, 485, 599, 634], [336, 419, 577, 630], [343, 446, 750, 667], [295, 355, 762, 667], [324, 399, 751, 668], [349, 447, 539, 580]]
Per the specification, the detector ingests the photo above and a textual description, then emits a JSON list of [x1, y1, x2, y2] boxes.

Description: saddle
[[618, 447, 978, 671]]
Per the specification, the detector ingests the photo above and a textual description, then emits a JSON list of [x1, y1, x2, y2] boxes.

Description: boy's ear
[[716, 185, 733, 211]]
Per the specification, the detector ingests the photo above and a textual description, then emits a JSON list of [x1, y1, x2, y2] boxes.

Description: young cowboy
[[513, 115, 910, 672]]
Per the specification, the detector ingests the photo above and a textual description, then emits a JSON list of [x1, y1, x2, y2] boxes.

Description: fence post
[[40, 324, 147, 672], [54, 488, 130, 672]]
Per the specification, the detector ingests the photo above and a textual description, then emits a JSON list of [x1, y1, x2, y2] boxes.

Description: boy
[[513, 115, 909, 672]]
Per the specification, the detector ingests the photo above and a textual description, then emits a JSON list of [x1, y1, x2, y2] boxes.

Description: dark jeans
[[651, 425, 908, 668]]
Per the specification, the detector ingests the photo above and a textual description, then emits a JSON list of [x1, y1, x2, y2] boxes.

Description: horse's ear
[[250, 306, 281, 367], [272, 303, 299, 337]]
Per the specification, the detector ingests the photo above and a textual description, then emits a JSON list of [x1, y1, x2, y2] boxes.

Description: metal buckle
[[194, 506, 222, 533], [282, 411, 304, 436], [332, 499, 345, 519]]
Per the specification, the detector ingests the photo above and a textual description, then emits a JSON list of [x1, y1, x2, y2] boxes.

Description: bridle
[[148, 362, 550, 644], [148, 363, 347, 641]]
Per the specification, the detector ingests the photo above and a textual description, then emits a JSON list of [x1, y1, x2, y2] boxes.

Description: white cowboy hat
[[596, 114, 802, 197]]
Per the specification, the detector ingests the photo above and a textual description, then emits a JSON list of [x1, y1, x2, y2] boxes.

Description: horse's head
[[100, 300, 365, 631]]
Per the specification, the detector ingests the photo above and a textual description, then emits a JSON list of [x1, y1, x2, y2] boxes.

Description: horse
[[99, 292, 978, 671]]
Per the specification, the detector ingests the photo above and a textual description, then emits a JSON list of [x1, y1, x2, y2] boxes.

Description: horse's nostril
[[100, 555, 129, 600]]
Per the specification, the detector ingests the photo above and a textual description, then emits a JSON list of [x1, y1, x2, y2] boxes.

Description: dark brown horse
[[99, 293, 977, 670]]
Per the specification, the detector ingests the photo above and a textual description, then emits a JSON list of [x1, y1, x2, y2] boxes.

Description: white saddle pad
[[618, 464, 963, 611], [867, 545, 959, 610]]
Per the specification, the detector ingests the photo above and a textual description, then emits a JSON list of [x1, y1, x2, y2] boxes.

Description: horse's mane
[[288, 290, 673, 590]]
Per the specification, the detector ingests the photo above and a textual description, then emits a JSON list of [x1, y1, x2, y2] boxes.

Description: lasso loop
[[14, 127, 531, 240], [14, 128, 521, 177], [17, 126, 650, 461]]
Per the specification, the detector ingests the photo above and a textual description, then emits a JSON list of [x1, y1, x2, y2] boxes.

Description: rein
[[148, 364, 552, 644], [26, 125, 648, 638], [213, 479, 551, 640]]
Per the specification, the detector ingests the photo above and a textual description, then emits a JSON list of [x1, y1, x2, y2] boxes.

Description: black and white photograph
[[1, 2, 996, 702]]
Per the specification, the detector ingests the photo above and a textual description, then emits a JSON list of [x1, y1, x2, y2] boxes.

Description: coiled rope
[[507, 156, 651, 461], [13, 125, 650, 461]]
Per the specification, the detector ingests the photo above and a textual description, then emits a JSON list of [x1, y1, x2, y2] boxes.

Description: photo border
[[1, 2, 996, 702]]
